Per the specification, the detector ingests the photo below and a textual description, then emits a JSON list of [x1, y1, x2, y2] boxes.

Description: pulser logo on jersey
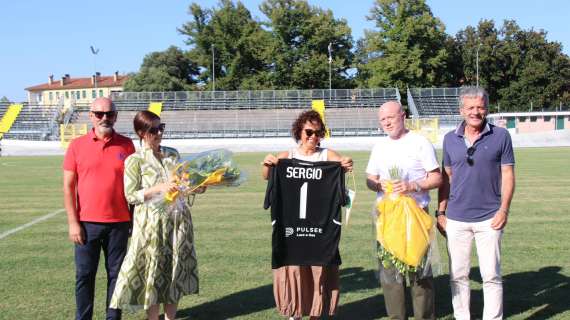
[[264, 158, 347, 268], [283, 226, 324, 238], [292, 226, 323, 238], [283, 225, 323, 238]]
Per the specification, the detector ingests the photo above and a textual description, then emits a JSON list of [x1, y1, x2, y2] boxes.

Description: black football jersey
[[264, 158, 347, 268]]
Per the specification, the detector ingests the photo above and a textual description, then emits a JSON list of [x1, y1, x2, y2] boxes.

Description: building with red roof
[[25, 72, 128, 106]]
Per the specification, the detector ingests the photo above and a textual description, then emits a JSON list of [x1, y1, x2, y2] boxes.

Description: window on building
[[519, 117, 527, 122], [65, 91, 69, 99], [99, 90, 103, 97], [530, 116, 537, 122], [56, 92, 60, 99], [544, 116, 552, 122], [76, 91, 81, 99], [49, 92, 53, 101], [82, 90, 86, 99], [92, 90, 96, 98]]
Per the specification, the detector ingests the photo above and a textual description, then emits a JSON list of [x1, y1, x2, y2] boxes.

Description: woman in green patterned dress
[[110, 110, 203, 320]]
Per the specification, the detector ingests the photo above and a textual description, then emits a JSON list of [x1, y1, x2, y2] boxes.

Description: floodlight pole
[[530, 101, 533, 112], [476, 43, 481, 87], [329, 65, 332, 99], [328, 42, 333, 99], [212, 46, 215, 92]]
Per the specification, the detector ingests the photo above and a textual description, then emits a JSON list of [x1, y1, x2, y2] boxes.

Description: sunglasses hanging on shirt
[[466, 146, 476, 166]]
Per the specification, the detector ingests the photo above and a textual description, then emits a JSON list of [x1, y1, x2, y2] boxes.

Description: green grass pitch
[[0, 147, 569, 319]]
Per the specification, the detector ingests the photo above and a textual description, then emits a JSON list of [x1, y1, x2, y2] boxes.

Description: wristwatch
[[435, 210, 446, 217]]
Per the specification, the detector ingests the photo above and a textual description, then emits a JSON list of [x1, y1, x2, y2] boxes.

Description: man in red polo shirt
[[63, 97, 135, 320]]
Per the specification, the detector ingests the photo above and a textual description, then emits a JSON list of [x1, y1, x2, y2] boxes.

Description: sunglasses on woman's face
[[304, 128, 324, 137], [466, 146, 476, 166], [148, 123, 166, 134], [91, 111, 117, 119]]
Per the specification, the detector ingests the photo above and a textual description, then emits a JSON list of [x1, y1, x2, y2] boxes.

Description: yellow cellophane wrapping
[[376, 191, 434, 268]]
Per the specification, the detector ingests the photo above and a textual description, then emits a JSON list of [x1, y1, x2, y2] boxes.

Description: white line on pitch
[[0, 208, 65, 240]]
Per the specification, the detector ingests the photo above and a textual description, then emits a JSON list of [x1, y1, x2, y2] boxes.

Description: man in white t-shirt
[[366, 101, 442, 320]]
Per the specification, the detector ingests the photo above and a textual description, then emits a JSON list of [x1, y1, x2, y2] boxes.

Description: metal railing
[[104, 88, 400, 111]]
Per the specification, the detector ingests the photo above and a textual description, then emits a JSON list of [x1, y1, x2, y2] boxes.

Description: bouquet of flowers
[[164, 149, 246, 203], [376, 166, 435, 275]]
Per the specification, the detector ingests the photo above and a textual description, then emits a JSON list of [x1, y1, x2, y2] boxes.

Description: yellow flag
[[311, 100, 330, 138], [148, 102, 162, 116]]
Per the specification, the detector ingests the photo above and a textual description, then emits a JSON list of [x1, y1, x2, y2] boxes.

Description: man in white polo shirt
[[366, 100, 442, 319]]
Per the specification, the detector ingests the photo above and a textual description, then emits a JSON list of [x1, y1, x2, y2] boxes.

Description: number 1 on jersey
[[299, 182, 307, 219]]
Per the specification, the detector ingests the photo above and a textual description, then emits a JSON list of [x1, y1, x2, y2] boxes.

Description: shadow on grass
[[336, 267, 388, 319], [176, 267, 381, 319], [177, 266, 568, 319], [176, 282, 273, 319], [503, 266, 569, 319], [433, 265, 570, 319], [336, 294, 387, 319]]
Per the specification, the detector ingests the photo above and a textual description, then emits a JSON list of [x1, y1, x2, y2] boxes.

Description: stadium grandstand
[[407, 87, 460, 117], [0, 103, 61, 140], [0, 102, 9, 121], [67, 88, 400, 139], [0, 102, 8, 112], [3, 87, 568, 146], [406, 87, 466, 131]]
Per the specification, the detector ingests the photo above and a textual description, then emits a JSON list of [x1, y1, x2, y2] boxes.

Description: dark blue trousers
[[75, 222, 129, 320]]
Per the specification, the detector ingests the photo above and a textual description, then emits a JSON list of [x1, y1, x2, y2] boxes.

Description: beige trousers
[[446, 218, 503, 320]]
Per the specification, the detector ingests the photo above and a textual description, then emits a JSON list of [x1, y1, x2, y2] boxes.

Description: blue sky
[[1, 0, 568, 101]]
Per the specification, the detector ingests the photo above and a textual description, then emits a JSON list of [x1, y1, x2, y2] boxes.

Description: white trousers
[[446, 218, 503, 320]]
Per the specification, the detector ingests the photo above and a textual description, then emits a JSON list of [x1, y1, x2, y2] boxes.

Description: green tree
[[0, 96, 11, 103], [356, 0, 451, 91], [123, 46, 199, 91], [260, 0, 354, 89], [496, 21, 570, 110], [179, 0, 273, 90], [260, 0, 353, 89], [456, 20, 570, 111], [455, 20, 504, 104]]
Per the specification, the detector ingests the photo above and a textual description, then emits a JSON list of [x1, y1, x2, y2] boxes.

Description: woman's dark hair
[[291, 110, 326, 142], [133, 110, 160, 140]]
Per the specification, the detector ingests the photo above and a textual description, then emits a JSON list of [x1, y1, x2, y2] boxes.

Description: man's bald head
[[379, 101, 404, 115], [90, 97, 116, 112]]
